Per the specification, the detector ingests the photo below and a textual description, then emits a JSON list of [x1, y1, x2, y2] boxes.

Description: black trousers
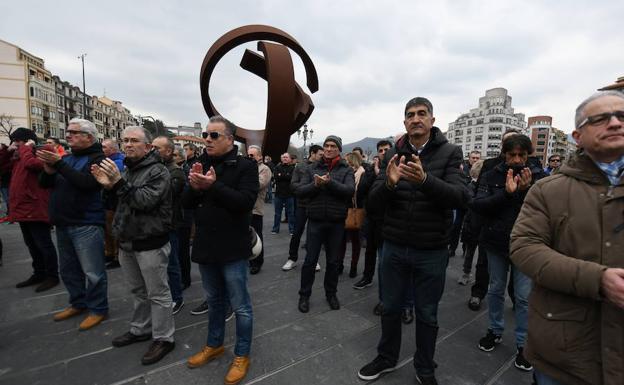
[[298, 220, 343, 298], [249, 214, 264, 268], [287, 205, 308, 261], [448, 209, 465, 252], [176, 226, 192, 287], [362, 219, 382, 280], [19, 221, 58, 278]]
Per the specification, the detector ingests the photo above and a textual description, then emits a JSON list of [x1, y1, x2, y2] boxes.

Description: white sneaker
[[457, 273, 472, 285], [282, 259, 297, 271], [316, 263, 321, 272]]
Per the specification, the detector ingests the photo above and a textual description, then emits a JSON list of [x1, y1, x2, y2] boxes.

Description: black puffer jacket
[[294, 157, 354, 222], [368, 127, 466, 249], [290, 159, 312, 208], [182, 146, 259, 264], [274, 163, 295, 198], [472, 161, 546, 255]]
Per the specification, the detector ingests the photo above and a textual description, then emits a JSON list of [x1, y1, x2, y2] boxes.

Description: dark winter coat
[[39, 142, 106, 226], [294, 157, 355, 222], [112, 150, 172, 251], [6, 145, 50, 223], [368, 127, 466, 249], [290, 159, 312, 208], [164, 159, 186, 230], [472, 161, 546, 255], [274, 163, 295, 198], [460, 180, 481, 246], [182, 146, 259, 264]]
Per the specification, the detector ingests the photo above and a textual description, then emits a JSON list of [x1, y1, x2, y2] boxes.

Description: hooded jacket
[[112, 150, 172, 251], [511, 151, 624, 385], [39, 142, 106, 226], [6, 145, 50, 223], [367, 127, 466, 249]]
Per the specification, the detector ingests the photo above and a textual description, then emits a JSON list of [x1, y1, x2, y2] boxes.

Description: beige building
[[0, 39, 58, 142], [528, 116, 572, 166]]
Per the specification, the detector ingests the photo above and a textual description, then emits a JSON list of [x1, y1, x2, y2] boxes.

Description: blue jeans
[[272, 196, 295, 234], [377, 241, 448, 376], [0, 187, 8, 214], [167, 232, 183, 303], [534, 369, 566, 385], [199, 260, 253, 356], [57, 225, 108, 315], [485, 247, 531, 347]]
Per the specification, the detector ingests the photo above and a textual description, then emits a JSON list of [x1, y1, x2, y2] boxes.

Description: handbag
[[344, 197, 365, 230]]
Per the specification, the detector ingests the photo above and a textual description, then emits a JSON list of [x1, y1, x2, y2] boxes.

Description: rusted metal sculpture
[[200, 25, 318, 160]]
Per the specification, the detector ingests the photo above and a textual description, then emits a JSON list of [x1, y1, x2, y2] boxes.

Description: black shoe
[[401, 308, 414, 324], [298, 296, 309, 313], [373, 302, 383, 316], [35, 277, 59, 292], [249, 266, 261, 275], [326, 295, 340, 310], [349, 267, 357, 278], [16, 275, 45, 288], [172, 300, 184, 315], [357, 356, 396, 380], [141, 340, 175, 365], [514, 347, 533, 371], [112, 331, 152, 347], [478, 329, 502, 352], [416, 373, 439, 385], [353, 277, 373, 290], [468, 296, 482, 311], [190, 301, 209, 315], [105, 260, 121, 269]]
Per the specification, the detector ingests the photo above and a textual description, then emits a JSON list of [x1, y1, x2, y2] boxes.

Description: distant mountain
[[342, 136, 393, 157]]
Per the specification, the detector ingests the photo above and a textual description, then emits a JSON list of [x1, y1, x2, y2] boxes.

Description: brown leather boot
[[187, 345, 225, 368], [53, 307, 86, 322], [78, 313, 108, 331], [225, 356, 250, 385]]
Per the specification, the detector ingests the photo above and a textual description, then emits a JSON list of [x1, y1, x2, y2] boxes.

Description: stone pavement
[[0, 217, 533, 385]]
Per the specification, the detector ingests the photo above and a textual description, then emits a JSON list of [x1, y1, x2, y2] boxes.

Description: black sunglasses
[[202, 131, 228, 140]]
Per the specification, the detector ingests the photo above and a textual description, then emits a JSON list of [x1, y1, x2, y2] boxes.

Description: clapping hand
[[398, 154, 426, 184], [189, 166, 217, 190], [314, 173, 330, 187], [505, 168, 532, 193], [90, 158, 122, 189]]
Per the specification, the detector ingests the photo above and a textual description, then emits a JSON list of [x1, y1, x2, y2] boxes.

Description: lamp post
[[138, 115, 158, 136], [297, 124, 313, 158], [77, 53, 87, 119]]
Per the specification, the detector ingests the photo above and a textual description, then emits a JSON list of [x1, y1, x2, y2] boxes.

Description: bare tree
[[0, 114, 17, 139]]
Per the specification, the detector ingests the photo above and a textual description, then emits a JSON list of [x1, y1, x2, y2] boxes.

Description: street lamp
[[297, 124, 313, 158], [137, 115, 158, 136], [77, 53, 87, 119]]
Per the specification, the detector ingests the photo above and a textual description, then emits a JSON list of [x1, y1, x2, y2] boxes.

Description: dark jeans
[[299, 220, 343, 298], [19, 221, 58, 279], [57, 225, 108, 314], [287, 205, 308, 261], [249, 214, 264, 268], [176, 226, 192, 288], [462, 241, 478, 274], [339, 229, 361, 270], [448, 209, 465, 252], [377, 240, 448, 377], [167, 232, 183, 303], [362, 220, 382, 280], [272, 196, 295, 234]]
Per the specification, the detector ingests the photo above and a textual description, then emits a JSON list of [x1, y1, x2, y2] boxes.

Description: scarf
[[323, 155, 341, 171]]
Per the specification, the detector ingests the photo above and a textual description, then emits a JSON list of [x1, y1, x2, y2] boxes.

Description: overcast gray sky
[[3, 0, 622, 145]]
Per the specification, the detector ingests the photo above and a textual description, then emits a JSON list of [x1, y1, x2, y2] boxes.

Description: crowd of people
[[0, 90, 623, 385]]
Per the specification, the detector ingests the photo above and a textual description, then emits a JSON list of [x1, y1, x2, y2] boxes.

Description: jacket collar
[[560, 150, 614, 186], [395, 126, 446, 155]]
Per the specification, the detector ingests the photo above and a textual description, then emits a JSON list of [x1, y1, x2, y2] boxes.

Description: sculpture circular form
[[200, 25, 319, 160]]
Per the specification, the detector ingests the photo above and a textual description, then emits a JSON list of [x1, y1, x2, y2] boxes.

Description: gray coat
[[112, 150, 172, 251]]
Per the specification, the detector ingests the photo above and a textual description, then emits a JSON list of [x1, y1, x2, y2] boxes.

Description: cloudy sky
[[2, 0, 622, 146]]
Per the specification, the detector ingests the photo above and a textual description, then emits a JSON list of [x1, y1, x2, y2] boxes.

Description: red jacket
[[7, 145, 51, 223]]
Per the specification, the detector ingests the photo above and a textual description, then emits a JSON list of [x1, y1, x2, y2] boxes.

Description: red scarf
[[323, 155, 341, 171]]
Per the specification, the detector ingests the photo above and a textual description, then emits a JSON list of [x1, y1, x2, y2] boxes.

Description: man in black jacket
[[283, 144, 324, 271], [182, 116, 258, 385], [295, 135, 354, 313], [271, 152, 296, 234], [358, 97, 466, 385]]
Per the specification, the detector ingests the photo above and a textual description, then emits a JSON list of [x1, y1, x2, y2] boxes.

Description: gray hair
[[209, 115, 236, 136], [575, 91, 624, 129], [122, 125, 152, 143], [154, 136, 175, 151], [174, 145, 185, 160], [248, 145, 262, 155], [102, 139, 119, 152], [68, 118, 98, 142], [405, 97, 433, 116]]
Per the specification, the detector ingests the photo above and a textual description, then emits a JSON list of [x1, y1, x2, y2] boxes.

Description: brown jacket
[[510, 151, 624, 385], [252, 162, 272, 216]]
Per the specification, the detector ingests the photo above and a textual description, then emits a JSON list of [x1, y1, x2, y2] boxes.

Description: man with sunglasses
[[544, 154, 562, 175], [511, 91, 624, 385], [183, 116, 258, 385]]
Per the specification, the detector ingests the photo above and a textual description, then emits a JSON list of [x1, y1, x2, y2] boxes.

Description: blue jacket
[[40, 143, 106, 226], [109, 152, 125, 172]]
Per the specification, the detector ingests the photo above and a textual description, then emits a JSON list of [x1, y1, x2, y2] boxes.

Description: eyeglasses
[[550, 159, 561, 163], [122, 137, 143, 144], [66, 130, 86, 136], [578, 111, 624, 129], [203, 131, 228, 140]]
